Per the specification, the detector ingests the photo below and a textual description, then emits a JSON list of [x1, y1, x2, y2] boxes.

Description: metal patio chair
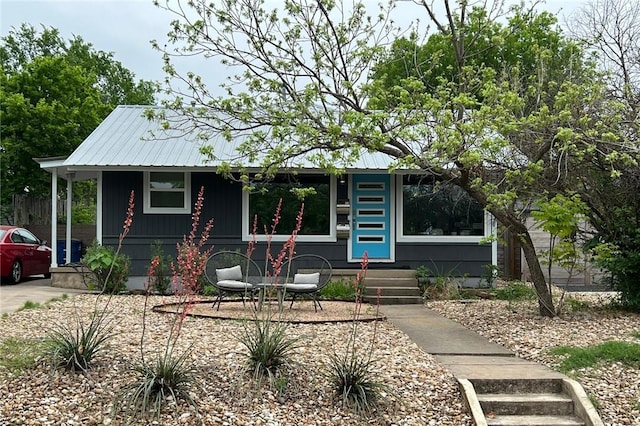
[[280, 254, 332, 312], [204, 250, 263, 310]]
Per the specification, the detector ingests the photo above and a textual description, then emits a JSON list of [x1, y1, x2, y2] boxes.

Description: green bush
[[493, 282, 537, 301], [83, 241, 129, 293], [149, 240, 172, 295], [320, 279, 356, 301]]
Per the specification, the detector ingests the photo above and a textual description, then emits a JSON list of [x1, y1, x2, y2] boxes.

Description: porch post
[[96, 171, 103, 245], [491, 214, 498, 270], [50, 170, 58, 267], [65, 174, 73, 264]]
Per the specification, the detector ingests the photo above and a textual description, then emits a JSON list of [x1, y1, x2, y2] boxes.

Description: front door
[[349, 174, 394, 262]]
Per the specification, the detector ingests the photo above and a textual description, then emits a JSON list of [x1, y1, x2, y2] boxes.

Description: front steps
[[332, 269, 423, 305], [460, 378, 603, 426]]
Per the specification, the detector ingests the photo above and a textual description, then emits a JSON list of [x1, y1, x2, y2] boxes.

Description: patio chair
[[204, 250, 263, 310], [280, 254, 332, 312]]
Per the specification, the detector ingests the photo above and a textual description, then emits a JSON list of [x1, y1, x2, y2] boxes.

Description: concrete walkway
[[381, 304, 565, 380], [0, 277, 87, 314]]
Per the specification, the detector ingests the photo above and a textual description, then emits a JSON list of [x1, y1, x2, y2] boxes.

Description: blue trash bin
[[57, 239, 83, 265]]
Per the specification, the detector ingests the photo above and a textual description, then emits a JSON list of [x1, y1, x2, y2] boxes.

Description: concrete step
[[332, 268, 417, 279], [479, 393, 574, 416], [486, 414, 585, 425], [363, 295, 423, 305], [472, 378, 563, 394], [363, 286, 422, 297], [363, 277, 418, 288]]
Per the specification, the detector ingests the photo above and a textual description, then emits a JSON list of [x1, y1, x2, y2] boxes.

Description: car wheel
[[43, 272, 52, 279], [8, 260, 22, 284]]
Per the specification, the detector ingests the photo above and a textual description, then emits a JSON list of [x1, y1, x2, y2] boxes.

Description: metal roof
[[56, 105, 394, 173]]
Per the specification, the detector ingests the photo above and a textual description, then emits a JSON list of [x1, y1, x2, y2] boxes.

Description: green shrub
[[422, 277, 461, 300], [493, 282, 537, 301], [149, 240, 172, 295], [115, 348, 197, 420], [46, 311, 114, 371], [0, 337, 46, 376], [326, 351, 386, 415], [82, 240, 129, 293], [320, 279, 356, 301], [564, 297, 591, 312]]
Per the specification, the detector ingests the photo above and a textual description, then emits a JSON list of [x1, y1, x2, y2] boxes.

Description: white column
[[66, 175, 73, 264], [50, 170, 58, 267], [491, 214, 498, 271], [96, 171, 103, 245]]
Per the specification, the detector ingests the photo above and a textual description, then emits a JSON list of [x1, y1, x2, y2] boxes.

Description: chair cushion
[[285, 283, 317, 292], [216, 265, 242, 281], [293, 272, 320, 284], [217, 280, 253, 290]]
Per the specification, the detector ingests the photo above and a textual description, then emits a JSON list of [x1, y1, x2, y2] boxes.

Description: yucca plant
[[237, 318, 300, 381], [326, 253, 387, 415], [46, 311, 114, 371], [115, 347, 197, 420], [326, 351, 386, 414]]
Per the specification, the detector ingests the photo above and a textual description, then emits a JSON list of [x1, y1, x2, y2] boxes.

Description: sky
[[1, 0, 587, 99]]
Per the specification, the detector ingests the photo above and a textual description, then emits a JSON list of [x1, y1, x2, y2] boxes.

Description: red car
[[0, 226, 52, 284]]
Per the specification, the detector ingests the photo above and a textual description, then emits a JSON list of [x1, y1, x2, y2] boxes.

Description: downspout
[[50, 170, 58, 267]]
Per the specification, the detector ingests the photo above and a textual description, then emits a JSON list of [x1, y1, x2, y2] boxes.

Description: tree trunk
[[519, 229, 556, 317], [492, 211, 556, 317]]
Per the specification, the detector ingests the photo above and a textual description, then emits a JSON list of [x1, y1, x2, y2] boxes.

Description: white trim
[[241, 175, 337, 242], [66, 177, 73, 264], [50, 169, 58, 267], [395, 177, 490, 244], [96, 172, 103, 245], [143, 171, 191, 214]]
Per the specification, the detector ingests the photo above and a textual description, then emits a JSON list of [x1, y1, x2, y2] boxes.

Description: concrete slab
[[381, 304, 513, 356], [0, 277, 87, 314], [436, 355, 565, 380]]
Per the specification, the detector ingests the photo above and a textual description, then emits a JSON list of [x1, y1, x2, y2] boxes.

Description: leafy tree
[[566, 0, 640, 310], [0, 24, 156, 215], [153, 0, 636, 317]]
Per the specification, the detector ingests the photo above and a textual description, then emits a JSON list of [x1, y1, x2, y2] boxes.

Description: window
[[242, 175, 336, 242], [398, 175, 487, 241], [144, 171, 191, 214]]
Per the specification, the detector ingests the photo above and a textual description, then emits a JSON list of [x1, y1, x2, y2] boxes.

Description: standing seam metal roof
[[63, 105, 395, 171]]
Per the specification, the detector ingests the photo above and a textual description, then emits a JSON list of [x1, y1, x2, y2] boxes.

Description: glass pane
[[150, 172, 185, 189], [151, 191, 185, 208], [249, 175, 330, 235], [403, 176, 484, 236]]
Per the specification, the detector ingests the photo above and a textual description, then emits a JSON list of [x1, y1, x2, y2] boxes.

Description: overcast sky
[[1, 0, 586, 99]]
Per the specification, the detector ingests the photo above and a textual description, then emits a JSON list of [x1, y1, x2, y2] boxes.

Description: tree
[[0, 24, 157, 216], [565, 0, 640, 309], [153, 0, 635, 316]]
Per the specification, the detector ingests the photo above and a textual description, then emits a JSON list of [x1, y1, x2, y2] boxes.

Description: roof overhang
[[34, 157, 99, 181]]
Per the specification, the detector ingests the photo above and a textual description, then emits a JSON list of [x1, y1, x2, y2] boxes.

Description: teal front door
[[349, 174, 394, 262]]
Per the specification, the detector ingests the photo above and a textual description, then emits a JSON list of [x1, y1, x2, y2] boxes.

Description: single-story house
[[37, 105, 497, 287]]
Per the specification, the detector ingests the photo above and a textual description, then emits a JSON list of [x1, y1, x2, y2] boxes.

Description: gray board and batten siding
[[101, 170, 491, 278]]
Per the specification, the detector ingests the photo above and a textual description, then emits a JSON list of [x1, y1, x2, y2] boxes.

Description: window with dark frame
[[402, 175, 485, 236]]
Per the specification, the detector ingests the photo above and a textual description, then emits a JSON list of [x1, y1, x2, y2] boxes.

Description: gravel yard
[[0, 295, 470, 426], [0, 291, 638, 425], [428, 292, 640, 426]]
